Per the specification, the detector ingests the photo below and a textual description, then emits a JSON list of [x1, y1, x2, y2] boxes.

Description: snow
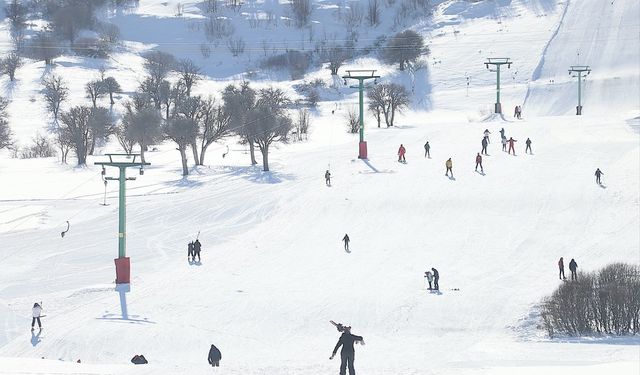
[[0, 0, 639, 374]]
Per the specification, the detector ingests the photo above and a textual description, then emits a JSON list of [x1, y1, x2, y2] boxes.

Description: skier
[[481, 137, 488, 155], [431, 268, 440, 290], [475, 153, 483, 173], [525, 138, 532, 154], [187, 241, 194, 261], [507, 137, 517, 155], [595, 168, 604, 185], [569, 259, 578, 281], [398, 144, 406, 163], [499, 128, 505, 139], [424, 141, 431, 158], [483, 129, 491, 144], [445, 158, 453, 178], [208, 344, 222, 367], [342, 234, 350, 251], [518, 106, 522, 119], [424, 271, 434, 290], [558, 257, 566, 280], [330, 325, 364, 375], [193, 239, 202, 262], [31, 302, 43, 330], [325, 170, 331, 186], [501, 137, 507, 152]]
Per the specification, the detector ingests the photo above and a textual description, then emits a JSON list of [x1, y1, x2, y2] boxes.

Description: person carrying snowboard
[[424, 141, 431, 158], [31, 302, 43, 330], [558, 257, 566, 280], [398, 144, 406, 163], [501, 137, 507, 152], [569, 259, 578, 281], [475, 153, 483, 173], [325, 170, 331, 186], [445, 158, 453, 178], [424, 271, 434, 290], [431, 268, 440, 290], [595, 168, 604, 184], [330, 325, 364, 375], [525, 138, 532, 154], [483, 129, 491, 144], [208, 344, 222, 367], [481, 137, 488, 155], [193, 239, 202, 262], [507, 137, 517, 155], [342, 234, 350, 251], [187, 241, 194, 261]]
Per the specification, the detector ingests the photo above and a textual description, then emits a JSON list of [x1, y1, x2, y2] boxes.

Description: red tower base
[[114, 257, 130, 284], [358, 141, 368, 159]]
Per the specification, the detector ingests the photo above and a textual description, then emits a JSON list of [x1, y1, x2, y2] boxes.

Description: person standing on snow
[[569, 259, 578, 281], [193, 239, 202, 262], [424, 141, 431, 158], [558, 257, 566, 280], [398, 144, 406, 163], [483, 129, 491, 143], [424, 271, 434, 290], [31, 303, 43, 330], [187, 241, 194, 261], [525, 138, 532, 154], [431, 268, 440, 290], [481, 137, 488, 155], [325, 170, 331, 186], [507, 137, 517, 155], [208, 344, 222, 367], [595, 168, 604, 185], [499, 128, 505, 139], [501, 137, 507, 152], [445, 158, 453, 178], [342, 234, 350, 251], [475, 153, 484, 173], [330, 325, 364, 375]]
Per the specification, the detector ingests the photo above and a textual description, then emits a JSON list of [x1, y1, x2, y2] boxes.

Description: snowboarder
[[330, 325, 364, 375], [507, 137, 517, 155], [424, 141, 431, 158], [569, 259, 578, 281], [499, 128, 505, 139], [445, 158, 453, 178], [595, 168, 604, 185], [475, 153, 483, 173], [481, 137, 488, 155], [558, 257, 566, 280], [525, 138, 532, 154], [424, 271, 434, 290], [398, 144, 406, 163], [187, 241, 194, 261], [31, 303, 42, 330], [483, 129, 491, 144], [208, 344, 222, 367], [501, 137, 507, 152], [342, 234, 350, 251], [193, 239, 202, 262], [431, 268, 440, 290], [325, 170, 331, 186]]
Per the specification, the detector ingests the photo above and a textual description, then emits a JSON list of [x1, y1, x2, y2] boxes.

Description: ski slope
[[0, 0, 639, 374]]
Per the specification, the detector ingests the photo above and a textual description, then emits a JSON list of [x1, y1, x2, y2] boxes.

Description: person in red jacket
[[397, 144, 406, 163], [475, 153, 483, 173], [558, 257, 566, 280], [507, 137, 517, 155]]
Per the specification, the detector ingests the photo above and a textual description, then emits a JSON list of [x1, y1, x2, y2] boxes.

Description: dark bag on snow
[[131, 355, 148, 364]]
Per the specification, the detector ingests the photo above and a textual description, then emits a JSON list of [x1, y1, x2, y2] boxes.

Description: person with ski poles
[[325, 170, 331, 186], [483, 129, 491, 144], [431, 268, 440, 290], [595, 168, 604, 184], [475, 153, 484, 173], [507, 137, 517, 155], [525, 138, 532, 154], [424, 141, 431, 158], [342, 234, 350, 251], [481, 137, 488, 155], [330, 325, 364, 375], [445, 158, 453, 178], [424, 271, 434, 290], [558, 257, 566, 280], [398, 144, 406, 163], [193, 239, 202, 262], [31, 302, 43, 330]]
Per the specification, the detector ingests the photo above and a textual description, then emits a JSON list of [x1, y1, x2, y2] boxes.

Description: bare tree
[[27, 32, 62, 65], [346, 107, 359, 133], [5, 0, 28, 32], [177, 58, 201, 97], [327, 45, 347, 75], [222, 82, 258, 165], [227, 38, 246, 57], [295, 108, 311, 141], [0, 97, 13, 150], [87, 107, 114, 155], [344, 2, 363, 32], [368, 99, 383, 128], [290, 0, 312, 28], [97, 22, 120, 43], [102, 77, 121, 105], [382, 29, 427, 71], [366, 0, 381, 27], [120, 106, 163, 163], [247, 104, 292, 172], [42, 74, 69, 120], [52, 2, 93, 42], [163, 117, 198, 175], [58, 106, 93, 165], [143, 50, 176, 82], [19, 133, 56, 159], [85, 80, 105, 108], [367, 83, 409, 127], [193, 97, 230, 165], [2, 52, 22, 81]]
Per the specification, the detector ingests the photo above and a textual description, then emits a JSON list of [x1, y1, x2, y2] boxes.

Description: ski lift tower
[[342, 69, 380, 159], [94, 154, 149, 284], [569, 65, 591, 115], [484, 58, 512, 114]]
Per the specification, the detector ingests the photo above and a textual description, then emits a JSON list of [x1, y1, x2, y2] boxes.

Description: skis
[[330, 320, 346, 332]]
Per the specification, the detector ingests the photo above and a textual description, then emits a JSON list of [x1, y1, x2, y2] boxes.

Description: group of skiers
[[514, 105, 523, 119], [187, 239, 202, 262], [558, 257, 579, 281], [424, 268, 440, 291]]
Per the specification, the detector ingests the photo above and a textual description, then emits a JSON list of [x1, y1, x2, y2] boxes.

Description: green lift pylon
[[569, 65, 591, 115], [342, 69, 380, 159], [94, 154, 149, 284], [484, 58, 512, 114]]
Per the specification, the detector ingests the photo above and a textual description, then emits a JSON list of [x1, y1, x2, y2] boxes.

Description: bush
[[540, 263, 640, 337], [19, 134, 56, 159], [262, 50, 311, 80], [72, 37, 110, 58]]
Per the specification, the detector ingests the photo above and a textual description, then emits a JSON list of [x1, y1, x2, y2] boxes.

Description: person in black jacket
[[569, 259, 578, 281], [193, 239, 202, 262], [330, 326, 364, 375], [187, 242, 194, 261], [342, 234, 350, 251], [208, 344, 221, 367], [431, 268, 440, 290]]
